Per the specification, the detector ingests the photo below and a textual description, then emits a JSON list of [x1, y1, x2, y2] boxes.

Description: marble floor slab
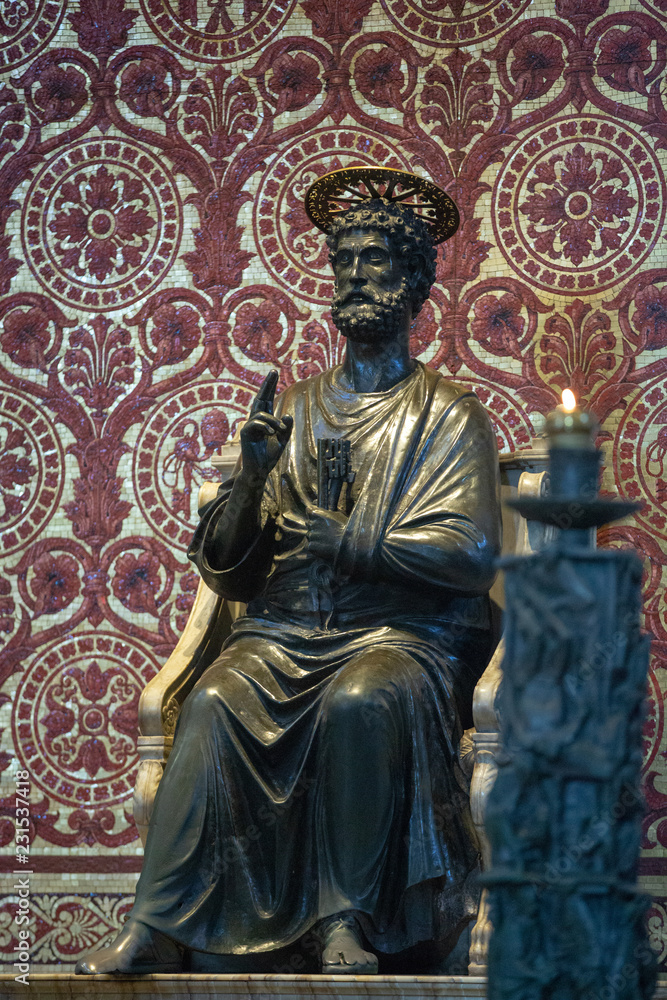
[[0, 977, 666, 1000], [2, 974, 485, 999]]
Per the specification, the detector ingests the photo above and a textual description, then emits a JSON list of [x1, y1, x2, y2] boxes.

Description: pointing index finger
[[250, 370, 279, 415]]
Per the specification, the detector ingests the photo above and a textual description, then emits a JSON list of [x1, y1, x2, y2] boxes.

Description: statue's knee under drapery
[[132, 621, 491, 957]]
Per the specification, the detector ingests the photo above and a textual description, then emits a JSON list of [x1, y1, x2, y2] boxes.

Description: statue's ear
[[403, 249, 426, 285]]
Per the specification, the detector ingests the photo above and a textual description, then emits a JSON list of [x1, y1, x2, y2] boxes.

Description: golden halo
[[305, 167, 459, 245]]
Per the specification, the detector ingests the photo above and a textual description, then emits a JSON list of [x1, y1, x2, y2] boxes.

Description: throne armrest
[[134, 478, 241, 844], [468, 445, 552, 974]]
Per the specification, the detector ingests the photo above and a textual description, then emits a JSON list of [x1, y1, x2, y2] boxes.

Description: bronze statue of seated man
[[76, 169, 502, 977]]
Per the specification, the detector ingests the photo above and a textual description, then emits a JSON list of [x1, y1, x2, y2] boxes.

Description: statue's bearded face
[[330, 228, 412, 343]]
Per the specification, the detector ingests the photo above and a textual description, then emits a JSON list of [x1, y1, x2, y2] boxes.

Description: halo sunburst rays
[[305, 167, 459, 245]]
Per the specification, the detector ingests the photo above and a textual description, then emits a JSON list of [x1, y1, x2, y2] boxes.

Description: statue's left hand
[[306, 507, 348, 565]]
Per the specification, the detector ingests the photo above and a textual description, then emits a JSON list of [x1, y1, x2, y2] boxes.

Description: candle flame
[[562, 388, 577, 412]]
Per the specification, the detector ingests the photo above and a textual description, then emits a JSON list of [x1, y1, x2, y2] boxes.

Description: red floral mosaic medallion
[[22, 138, 182, 312], [492, 117, 663, 296], [0, 389, 64, 557], [139, 0, 296, 62], [13, 632, 159, 809], [254, 129, 408, 306], [380, 0, 530, 46], [459, 379, 533, 452], [614, 378, 667, 540], [0, 0, 66, 72], [133, 381, 251, 548]]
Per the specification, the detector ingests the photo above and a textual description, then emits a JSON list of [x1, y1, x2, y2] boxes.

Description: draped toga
[[131, 361, 502, 959]]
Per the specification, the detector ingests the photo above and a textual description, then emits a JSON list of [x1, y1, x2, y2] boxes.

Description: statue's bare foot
[[321, 913, 378, 975], [75, 919, 182, 975]]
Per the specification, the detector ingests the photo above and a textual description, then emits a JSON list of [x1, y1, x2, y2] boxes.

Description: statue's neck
[[342, 334, 415, 393]]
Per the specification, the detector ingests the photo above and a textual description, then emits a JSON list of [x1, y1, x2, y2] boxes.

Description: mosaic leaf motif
[[1, 0, 667, 970]]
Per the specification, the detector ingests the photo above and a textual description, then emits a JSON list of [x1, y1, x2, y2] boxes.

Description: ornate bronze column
[[485, 395, 657, 1000]]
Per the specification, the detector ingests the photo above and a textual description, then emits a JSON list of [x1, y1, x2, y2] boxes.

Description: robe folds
[[131, 362, 502, 958]]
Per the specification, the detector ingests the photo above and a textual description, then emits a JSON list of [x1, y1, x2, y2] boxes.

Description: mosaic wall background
[[1, 0, 667, 972]]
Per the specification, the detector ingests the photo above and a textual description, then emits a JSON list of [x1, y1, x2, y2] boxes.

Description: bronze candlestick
[[484, 391, 655, 1000]]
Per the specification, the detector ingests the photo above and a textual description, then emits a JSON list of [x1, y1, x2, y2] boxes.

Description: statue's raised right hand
[[240, 370, 293, 481]]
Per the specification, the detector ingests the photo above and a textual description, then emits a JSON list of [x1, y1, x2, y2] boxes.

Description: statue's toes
[[73, 921, 182, 975], [361, 950, 379, 974], [349, 950, 378, 975], [322, 947, 378, 975], [74, 950, 120, 975]]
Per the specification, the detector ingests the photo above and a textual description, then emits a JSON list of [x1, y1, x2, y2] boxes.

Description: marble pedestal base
[[3, 974, 667, 999], [0, 974, 486, 999]]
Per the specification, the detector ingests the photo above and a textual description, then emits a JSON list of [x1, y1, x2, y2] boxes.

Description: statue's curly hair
[[326, 198, 437, 316]]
